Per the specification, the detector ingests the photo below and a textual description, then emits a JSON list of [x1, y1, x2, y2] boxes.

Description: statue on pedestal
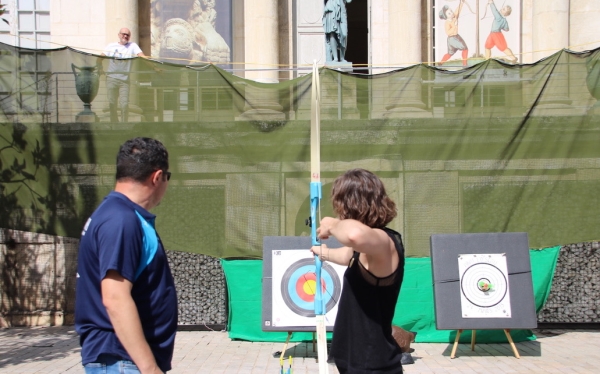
[[323, 0, 352, 63]]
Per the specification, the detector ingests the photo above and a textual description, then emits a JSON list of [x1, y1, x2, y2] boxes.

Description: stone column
[[529, 0, 574, 116], [244, 0, 279, 82], [105, 0, 139, 45], [532, 0, 569, 62], [569, 0, 600, 52], [237, 0, 284, 120], [384, 0, 430, 118], [388, 1, 421, 66]]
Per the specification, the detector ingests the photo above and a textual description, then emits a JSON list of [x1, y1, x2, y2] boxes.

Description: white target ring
[[458, 253, 512, 318], [460, 263, 508, 308]]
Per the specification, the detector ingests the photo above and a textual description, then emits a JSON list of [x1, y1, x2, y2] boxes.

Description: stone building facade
[[1, 1, 598, 80]]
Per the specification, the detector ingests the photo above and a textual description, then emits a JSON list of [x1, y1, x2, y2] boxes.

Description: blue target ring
[[281, 258, 341, 317]]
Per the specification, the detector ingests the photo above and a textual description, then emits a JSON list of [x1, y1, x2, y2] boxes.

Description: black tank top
[[330, 227, 405, 373]]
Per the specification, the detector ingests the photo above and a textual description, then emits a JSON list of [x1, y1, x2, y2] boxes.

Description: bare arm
[[456, 0, 465, 18], [315, 217, 398, 277], [316, 217, 389, 257], [310, 244, 354, 266], [101, 271, 163, 374]]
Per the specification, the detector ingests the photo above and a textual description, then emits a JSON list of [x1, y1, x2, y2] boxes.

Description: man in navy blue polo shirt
[[75, 137, 177, 374]]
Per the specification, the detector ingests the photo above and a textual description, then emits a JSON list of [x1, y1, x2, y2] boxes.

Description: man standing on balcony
[[100, 27, 147, 122]]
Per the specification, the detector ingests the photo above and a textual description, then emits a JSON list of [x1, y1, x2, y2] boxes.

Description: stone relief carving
[[151, 0, 231, 64]]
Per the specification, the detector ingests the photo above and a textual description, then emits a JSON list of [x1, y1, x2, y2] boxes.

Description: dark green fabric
[[1, 41, 600, 258], [223, 247, 560, 343]]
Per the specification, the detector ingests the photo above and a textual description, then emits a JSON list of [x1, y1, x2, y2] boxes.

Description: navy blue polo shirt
[[75, 191, 178, 372]]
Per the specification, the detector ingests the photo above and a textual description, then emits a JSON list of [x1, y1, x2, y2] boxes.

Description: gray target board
[[262, 236, 345, 332], [430, 232, 537, 330]]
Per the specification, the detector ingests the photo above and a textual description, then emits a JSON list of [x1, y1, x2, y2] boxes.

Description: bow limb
[[447, 0, 476, 15], [461, 0, 477, 15], [481, 0, 490, 20], [310, 60, 329, 374], [481, 0, 505, 20]]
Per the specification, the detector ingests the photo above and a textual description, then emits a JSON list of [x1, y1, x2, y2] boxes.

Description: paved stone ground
[[0, 326, 598, 373]]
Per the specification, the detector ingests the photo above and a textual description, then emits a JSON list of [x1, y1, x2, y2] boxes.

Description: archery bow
[[448, 0, 476, 16], [309, 60, 329, 374], [481, 0, 506, 20]]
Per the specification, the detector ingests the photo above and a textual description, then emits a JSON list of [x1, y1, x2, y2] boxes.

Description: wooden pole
[[504, 329, 521, 358], [451, 329, 463, 359]]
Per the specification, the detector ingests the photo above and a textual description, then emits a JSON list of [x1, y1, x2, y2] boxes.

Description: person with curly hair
[[311, 168, 406, 373]]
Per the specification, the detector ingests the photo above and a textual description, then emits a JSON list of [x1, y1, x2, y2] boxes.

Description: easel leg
[[504, 329, 521, 359], [450, 329, 463, 359], [312, 331, 316, 352], [471, 330, 476, 351], [280, 332, 292, 362]]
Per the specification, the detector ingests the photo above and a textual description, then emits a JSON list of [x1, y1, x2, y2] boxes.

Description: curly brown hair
[[330, 169, 397, 228]]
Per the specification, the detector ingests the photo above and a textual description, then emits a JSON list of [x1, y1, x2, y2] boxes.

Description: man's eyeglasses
[[156, 169, 171, 181], [120, 33, 130, 37]]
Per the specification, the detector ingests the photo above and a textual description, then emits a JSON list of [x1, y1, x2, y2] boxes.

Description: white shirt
[[103, 42, 143, 81]]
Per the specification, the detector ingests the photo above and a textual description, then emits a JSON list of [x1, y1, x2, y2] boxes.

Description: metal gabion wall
[[538, 242, 600, 323], [166, 250, 228, 326], [3, 229, 600, 327]]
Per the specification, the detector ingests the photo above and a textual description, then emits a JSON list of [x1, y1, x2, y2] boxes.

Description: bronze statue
[[323, 0, 352, 63]]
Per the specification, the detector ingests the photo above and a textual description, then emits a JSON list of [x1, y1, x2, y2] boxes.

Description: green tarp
[[1, 42, 600, 258], [223, 246, 560, 343]]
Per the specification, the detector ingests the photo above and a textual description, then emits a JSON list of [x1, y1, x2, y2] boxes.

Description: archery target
[[281, 258, 341, 317], [458, 253, 512, 318], [271, 249, 345, 327]]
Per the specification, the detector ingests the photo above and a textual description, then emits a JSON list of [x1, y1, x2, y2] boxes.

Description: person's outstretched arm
[[311, 243, 354, 266], [316, 217, 390, 257], [456, 0, 465, 18]]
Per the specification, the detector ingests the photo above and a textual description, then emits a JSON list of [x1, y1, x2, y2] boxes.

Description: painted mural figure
[[151, 0, 230, 64], [439, 0, 469, 66], [484, 0, 517, 63], [323, 0, 352, 63]]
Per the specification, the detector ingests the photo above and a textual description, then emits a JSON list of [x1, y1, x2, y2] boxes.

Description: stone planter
[[71, 63, 100, 122]]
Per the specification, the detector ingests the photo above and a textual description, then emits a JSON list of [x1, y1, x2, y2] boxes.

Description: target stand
[[262, 236, 346, 360], [430, 232, 537, 359]]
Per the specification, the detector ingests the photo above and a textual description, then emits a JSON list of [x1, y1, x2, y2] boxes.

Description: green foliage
[[0, 3, 8, 25]]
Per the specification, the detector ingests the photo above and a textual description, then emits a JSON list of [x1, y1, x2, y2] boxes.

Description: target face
[[458, 253, 512, 318], [281, 258, 341, 317], [271, 249, 346, 327]]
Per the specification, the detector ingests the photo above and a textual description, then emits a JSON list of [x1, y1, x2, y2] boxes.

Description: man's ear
[[151, 170, 162, 185]]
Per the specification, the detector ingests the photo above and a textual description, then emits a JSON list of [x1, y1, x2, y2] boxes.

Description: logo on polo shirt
[[81, 218, 92, 236]]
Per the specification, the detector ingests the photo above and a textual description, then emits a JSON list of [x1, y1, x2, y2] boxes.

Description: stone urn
[[71, 63, 100, 122], [586, 55, 600, 114]]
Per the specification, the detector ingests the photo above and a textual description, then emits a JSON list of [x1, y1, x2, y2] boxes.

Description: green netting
[[222, 246, 559, 343], [1, 41, 600, 258]]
